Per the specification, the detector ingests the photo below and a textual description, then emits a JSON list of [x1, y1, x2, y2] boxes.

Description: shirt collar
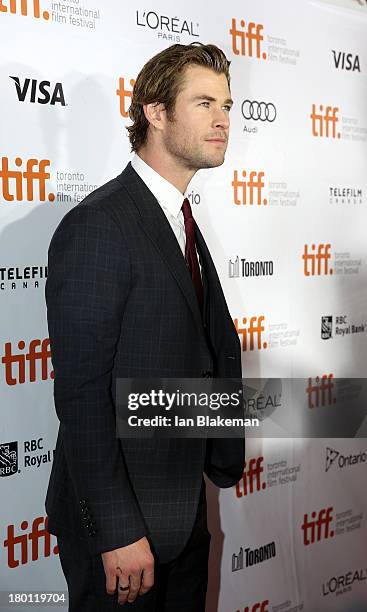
[[131, 153, 185, 219]]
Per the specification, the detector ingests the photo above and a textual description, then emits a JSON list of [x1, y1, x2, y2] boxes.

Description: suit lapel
[[117, 163, 203, 333]]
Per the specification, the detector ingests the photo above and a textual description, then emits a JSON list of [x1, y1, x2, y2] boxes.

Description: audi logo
[[241, 100, 277, 122]]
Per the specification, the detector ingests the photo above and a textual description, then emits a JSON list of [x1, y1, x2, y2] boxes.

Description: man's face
[[161, 64, 232, 171]]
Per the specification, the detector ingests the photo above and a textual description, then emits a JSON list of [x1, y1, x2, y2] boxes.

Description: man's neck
[[137, 148, 196, 195]]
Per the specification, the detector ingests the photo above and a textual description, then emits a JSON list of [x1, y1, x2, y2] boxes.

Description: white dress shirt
[[131, 153, 188, 256]]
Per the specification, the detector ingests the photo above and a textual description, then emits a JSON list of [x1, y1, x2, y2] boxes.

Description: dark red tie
[[182, 198, 203, 311]]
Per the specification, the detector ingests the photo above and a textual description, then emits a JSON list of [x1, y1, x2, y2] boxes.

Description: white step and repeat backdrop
[[1, 1, 367, 611]]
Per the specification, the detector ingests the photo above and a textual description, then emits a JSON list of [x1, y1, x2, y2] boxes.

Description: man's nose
[[212, 108, 230, 130]]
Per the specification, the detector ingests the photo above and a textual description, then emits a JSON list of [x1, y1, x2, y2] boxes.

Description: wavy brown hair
[[126, 42, 231, 152]]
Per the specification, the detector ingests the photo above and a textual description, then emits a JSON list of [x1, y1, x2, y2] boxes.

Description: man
[[45, 43, 245, 611]]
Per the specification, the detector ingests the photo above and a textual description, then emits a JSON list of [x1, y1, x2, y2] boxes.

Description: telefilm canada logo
[[10, 77, 66, 106], [0, 442, 18, 477], [135, 10, 199, 42], [0, 265, 48, 292], [329, 186, 363, 205], [232, 541, 276, 572], [229, 256, 274, 279], [325, 446, 367, 472]]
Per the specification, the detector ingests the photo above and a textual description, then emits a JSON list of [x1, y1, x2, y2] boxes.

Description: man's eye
[[223, 105, 232, 112], [200, 101, 210, 107]]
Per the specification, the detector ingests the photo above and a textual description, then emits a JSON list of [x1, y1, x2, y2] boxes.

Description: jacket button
[[202, 370, 212, 378]]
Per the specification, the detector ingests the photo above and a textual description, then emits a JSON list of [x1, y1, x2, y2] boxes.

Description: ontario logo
[[325, 446, 367, 472], [0, 442, 18, 477]]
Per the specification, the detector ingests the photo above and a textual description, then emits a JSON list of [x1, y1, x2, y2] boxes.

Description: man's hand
[[101, 536, 155, 605]]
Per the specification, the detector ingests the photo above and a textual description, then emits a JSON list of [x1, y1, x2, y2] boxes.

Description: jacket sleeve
[[46, 202, 147, 555]]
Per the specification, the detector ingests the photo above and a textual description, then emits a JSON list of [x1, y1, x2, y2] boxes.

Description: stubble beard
[[163, 120, 226, 171]]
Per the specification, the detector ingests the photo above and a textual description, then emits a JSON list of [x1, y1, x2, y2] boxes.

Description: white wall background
[[0, 1, 366, 611]]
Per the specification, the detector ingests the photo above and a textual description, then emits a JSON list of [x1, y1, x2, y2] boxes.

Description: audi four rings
[[241, 100, 277, 122]]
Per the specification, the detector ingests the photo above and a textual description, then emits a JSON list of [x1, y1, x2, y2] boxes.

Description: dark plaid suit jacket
[[45, 162, 245, 563]]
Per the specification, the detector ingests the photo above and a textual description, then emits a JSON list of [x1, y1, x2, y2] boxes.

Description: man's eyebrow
[[191, 95, 234, 106]]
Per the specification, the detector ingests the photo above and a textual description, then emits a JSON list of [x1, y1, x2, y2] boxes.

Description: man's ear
[[143, 102, 166, 131]]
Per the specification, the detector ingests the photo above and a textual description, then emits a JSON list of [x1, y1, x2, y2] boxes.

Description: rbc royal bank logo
[[0, 442, 18, 477], [321, 316, 333, 340]]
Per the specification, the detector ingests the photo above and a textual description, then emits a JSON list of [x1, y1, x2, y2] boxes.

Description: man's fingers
[[127, 570, 143, 603], [117, 570, 130, 605], [105, 570, 117, 595], [139, 564, 155, 595]]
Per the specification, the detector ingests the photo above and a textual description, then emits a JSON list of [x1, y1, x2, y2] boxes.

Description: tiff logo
[[1, 339, 53, 385], [235, 457, 266, 497], [0, 157, 54, 202], [229, 19, 266, 59], [116, 77, 135, 118], [10, 77, 65, 106], [0, 0, 49, 19], [307, 374, 336, 408], [302, 243, 333, 276], [236, 601, 269, 612], [234, 316, 267, 351], [3, 516, 58, 568], [301, 507, 334, 546], [311, 104, 340, 138], [232, 170, 267, 205]]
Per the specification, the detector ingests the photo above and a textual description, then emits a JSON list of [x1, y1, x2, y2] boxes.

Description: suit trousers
[[57, 482, 211, 611]]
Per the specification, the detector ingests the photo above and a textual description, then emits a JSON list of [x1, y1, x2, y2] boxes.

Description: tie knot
[[182, 197, 193, 223]]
